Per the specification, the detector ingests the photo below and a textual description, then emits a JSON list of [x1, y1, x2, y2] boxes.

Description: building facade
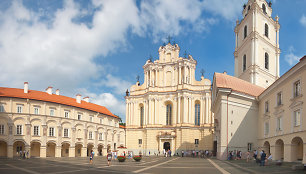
[[125, 43, 214, 155], [0, 83, 125, 158]]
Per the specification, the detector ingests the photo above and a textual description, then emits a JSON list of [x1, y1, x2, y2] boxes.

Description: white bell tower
[[234, 0, 280, 88]]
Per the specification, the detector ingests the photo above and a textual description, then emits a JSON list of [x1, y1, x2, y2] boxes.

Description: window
[[265, 101, 269, 113], [0, 125, 4, 135], [277, 92, 282, 106], [77, 114, 82, 120], [50, 109, 55, 116], [0, 104, 4, 112], [276, 117, 282, 131], [34, 107, 39, 115], [294, 110, 301, 126], [262, 4, 266, 14], [16, 125, 22, 135], [265, 23, 269, 37], [244, 25, 247, 39], [33, 126, 39, 136], [100, 118, 103, 124], [166, 104, 172, 125], [247, 143, 252, 151], [9, 126, 12, 135], [243, 55, 247, 72], [63, 128, 69, 137], [195, 104, 200, 126], [49, 127, 54, 137], [294, 80, 301, 97], [99, 133, 103, 140], [138, 139, 142, 145], [89, 116, 93, 122], [195, 139, 199, 145], [88, 131, 93, 139], [140, 106, 144, 126], [264, 122, 269, 135], [64, 111, 69, 118], [17, 105, 23, 113], [265, 53, 269, 70]]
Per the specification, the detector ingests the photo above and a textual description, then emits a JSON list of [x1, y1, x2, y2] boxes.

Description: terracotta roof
[[119, 125, 125, 129], [0, 87, 117, 118], [214, 73, 265, 97]]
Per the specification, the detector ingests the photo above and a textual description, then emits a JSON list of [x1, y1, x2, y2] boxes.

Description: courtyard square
[[0, 156, 304, 174]]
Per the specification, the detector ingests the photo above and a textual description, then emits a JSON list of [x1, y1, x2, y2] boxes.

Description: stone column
[[178, 66, 181, 85], [40, 146, 47, 158], [144, 101, 147, 125], [284, 144, 292, 162], [188, 97, 192, 124], [81, 147, 87, 157], [69, 146, 75, 157], [177, 97, 181, 124], [126, 102, 129, 126], [154, 99, 157, 124], [303, 143, 306, 164], [102, 147, 108, 156], [205, 95, 209, 124], [147, 100, 150, 125], [55, 146, 61, 157], [7, 145, 13, 158], [183, 97, 188, 123]]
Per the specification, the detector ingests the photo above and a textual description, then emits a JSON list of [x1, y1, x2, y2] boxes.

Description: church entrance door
[[163, 142, 170, 151]]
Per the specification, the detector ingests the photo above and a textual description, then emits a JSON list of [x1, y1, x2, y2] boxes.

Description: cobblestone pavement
[[0, 156, 304, 174]]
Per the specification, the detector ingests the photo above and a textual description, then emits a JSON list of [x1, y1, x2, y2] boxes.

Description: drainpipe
[[226, 90, 232, 159]]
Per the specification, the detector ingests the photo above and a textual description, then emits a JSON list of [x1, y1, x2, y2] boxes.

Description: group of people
[[180, 150, 211, 158], [227, 149, 273, 166], [163, 149, 172, 157], [17, 150, 29, 159]]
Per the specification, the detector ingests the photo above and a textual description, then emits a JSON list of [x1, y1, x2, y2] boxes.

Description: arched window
[[140, 106, 144, 126], [166, 104, 172, 125], [195, 103, 200, 126], [262, 4, 266, 14], [265, 23, 269, 37], [248, 5, 250, 11], [265, 53, 269, 70], [243, 55, 247, 72], [244, 25, 247, 39]]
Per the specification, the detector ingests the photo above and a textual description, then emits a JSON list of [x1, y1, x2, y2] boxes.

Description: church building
[[125, 42, 214, 155]]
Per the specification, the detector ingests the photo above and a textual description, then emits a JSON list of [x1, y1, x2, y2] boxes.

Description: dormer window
[[262, 4, 266, 14]]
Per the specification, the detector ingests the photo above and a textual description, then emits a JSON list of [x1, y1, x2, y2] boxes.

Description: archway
[[30, 142, 41, 157], [13, 141, 25, 157], [0, 140, 7, 157], [275, 139, 284, 160], [87, 144, 94, 156], [61, 143, 70, 157], [46, 142, 56, 157], [75, 144, 82, 157], [164, 142, 170, 151], [98, 145, 103, 156], [291, 137, 303, 161], [263, 141, 270, 155]]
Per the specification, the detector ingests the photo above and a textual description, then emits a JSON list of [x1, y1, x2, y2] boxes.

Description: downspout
[[226, 90, 232, 158]]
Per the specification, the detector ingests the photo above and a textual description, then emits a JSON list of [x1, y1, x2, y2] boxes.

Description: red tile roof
[[0, 87, 117, 118], [214, 73, 265, 97]]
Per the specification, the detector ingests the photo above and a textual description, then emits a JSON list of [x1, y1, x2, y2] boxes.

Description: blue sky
[[0, 0, 305, 122]]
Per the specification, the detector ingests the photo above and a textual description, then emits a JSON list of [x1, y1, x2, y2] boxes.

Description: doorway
[[163, 142, 170, 151]]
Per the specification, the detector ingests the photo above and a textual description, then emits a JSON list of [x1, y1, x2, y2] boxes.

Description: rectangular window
[[0, 125, 4, 135], [90, 116, 93, 122], [100, 118, 103, 124], [247, 143, 252, 151], [33, 126, 39, 136], [195, 139, 199, 145], [34, 107, 39, 115], [294, 110, 301, 127], [63, 128, 69, 137], [264, 122, 269, 135], [276, 117, 282, 131], [88, 131, 93, 139], [78, 114, 82, 120], [64, 111, 69, 118], [17, 105, 23, 113], [138, 139, 142, 145], [0, 104, 4, 112], [49, 127, 54, 137], [277, 92, 282, 106], [265, 101, 269, 113], [99, 133, 103, 140], [294, 80, 301, 97], [16, 125, 22, 135], [50, 109, 55, 116]]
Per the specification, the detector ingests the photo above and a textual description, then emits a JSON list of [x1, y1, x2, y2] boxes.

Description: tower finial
[[200, 69, 205, 77], [136, 75, 140, 82], [166, 35, 172, 44]]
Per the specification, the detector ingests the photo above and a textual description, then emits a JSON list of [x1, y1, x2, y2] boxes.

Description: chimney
[[55, 89, 60, 95], [83, 96, 89, 102], [46, 86, 53, 95], [24, 82, 29, 93], [76, 94, 82, 103]]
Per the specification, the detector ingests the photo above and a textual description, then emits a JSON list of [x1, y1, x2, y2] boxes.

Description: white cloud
[[202, 0, 244, 20], [300, 15, 306, 27], [96, 74, 132, 96], [284, 46, 301, 66]]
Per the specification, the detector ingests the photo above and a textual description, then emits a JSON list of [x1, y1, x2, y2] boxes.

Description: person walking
[[260, 150, 266, 166], [107, 150, 112, 166], [253, 150, 258, 161], [89, 150, 94, 164], [181, 150, 184, 157], [246, 151, 250, 162], [26, 150, 29, 159]]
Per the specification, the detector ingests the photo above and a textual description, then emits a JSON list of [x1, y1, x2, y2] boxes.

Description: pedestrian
[[266, 153, 272, 165], [169, 150, 171, 157], [23, 150, 26, 159], [26, 150, 29, 159], [246, 151, 250, 162], [253, 150, 258, 160], [89, 150, 94, 164], [149, 151, 150, 156], [163, 149, 166, 157], [181, 150, 184, 157], [260, 150, 266, 166], [19, 150, 22, 159], [107, 150, 112, 166]]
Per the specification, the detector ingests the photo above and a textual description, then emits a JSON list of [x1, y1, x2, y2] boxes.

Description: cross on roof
[[136, 75, 140, 82], [166, 35, 172, 43], [201, 69, 205, 76], [184, 51, 188, 58]]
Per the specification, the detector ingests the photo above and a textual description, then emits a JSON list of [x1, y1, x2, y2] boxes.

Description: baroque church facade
[[125, 43, 214, 155]]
